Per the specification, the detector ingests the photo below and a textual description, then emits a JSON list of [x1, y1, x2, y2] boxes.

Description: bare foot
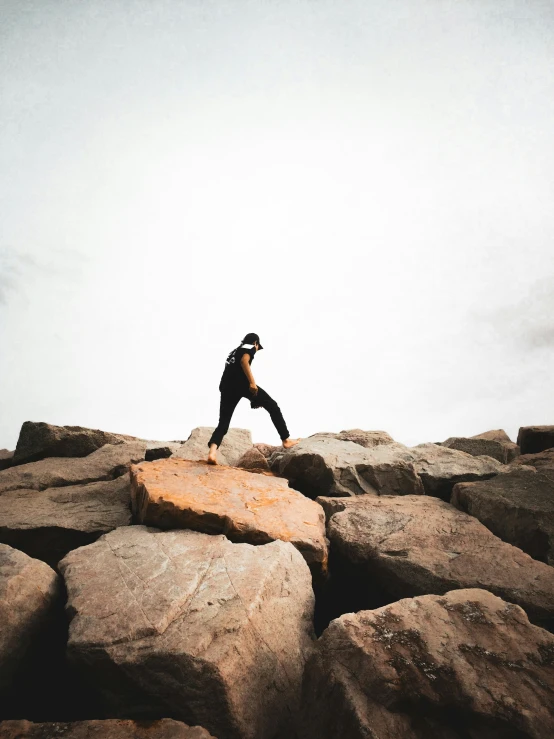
[[207, 445, 219, 465], [282, 438, 301, 449]]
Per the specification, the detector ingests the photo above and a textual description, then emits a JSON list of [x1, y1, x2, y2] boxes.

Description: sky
[[1, 0, 553, 451]]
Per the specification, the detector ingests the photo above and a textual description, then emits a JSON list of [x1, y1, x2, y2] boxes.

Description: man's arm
[[241, 353, 258, 393]]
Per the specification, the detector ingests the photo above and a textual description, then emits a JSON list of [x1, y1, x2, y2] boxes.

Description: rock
[[316, 495, 367, 522], [0, 476, 132, 567], [335, 429, 395, 448], [472, 428, 514, 443], [131, 458, 327, 570], [269, 434, 424, 498], [236, 447, 270, 471], [300, 589, 554, 739], [327, 494, 554, 628], [173, 427, 253, 466], [145, 441, 182, 461], [441, 436, 519, 464], [60, 526, 314, 739], [0, 544, 61, 693], [0, 450, 14, 471], [0, 441, 147, 495], [452, 469, 554, 565], [0, 719, 216, 738], [254, 443, 281, 458], [511, 448, 554, 473], [13, 421, 138, 465], [517, 425, 554, 454], [408, 443, 502, 501]]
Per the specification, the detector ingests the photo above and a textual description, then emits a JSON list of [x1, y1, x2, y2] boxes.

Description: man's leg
[[207, 389, 242, 464], [253, 386, 299, 446]]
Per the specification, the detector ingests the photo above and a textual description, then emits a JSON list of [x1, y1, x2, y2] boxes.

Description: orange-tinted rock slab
[[130, 458, 327, 569]]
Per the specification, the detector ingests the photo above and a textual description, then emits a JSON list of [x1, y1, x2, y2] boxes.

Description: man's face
[[254, 342, 259, 352]]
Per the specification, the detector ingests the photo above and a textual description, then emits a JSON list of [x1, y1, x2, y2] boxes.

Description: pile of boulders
[[1, 421, 553, 738]]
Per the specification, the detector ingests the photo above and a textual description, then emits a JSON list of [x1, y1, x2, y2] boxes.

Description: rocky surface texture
[[327, 494, 554, 627], [0, 449, 14, 471], [0, 442, 147, 494], [131, 458, 327, 570], [173, 427, 252, 466], [269, 434, 424, 498], [517, 425, 554, 454], [60, 526, 314, 739], [452, 469, 554, 565], [440, 435, 519, 463], [0, 544, 61, 692], [334, 429, 395, 447], [13, 421, 139, 465], [0, 476, 132, 567], [236, 446, 271, 471], [510, 447, 554, 472], [300, 589, 554, 739], [0, 719, 216, 738]]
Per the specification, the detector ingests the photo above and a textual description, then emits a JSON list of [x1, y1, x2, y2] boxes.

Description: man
[[207, 333, 300, 464]]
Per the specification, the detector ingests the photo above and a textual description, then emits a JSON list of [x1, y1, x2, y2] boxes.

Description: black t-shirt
[[219, 345, 256, 391]]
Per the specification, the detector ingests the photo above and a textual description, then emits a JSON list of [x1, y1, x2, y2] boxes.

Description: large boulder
[[130, 458, 327, 571], [0, 450, 14, 471], [327, 494, 554, 628], [0, 476, 132, 567], [13, 421, 138, 465], [0, 441, 147, 495], [517, 425, 554, 454], [472, 429, 513, 442], [441, 436, 519, 464], [510, 448, 554, 473], [236, 446, 271, 471], [0, 720, 215, 738], [60, 527, 314, 739], [334, 429, 395, 448], [0, 544, 61, 693], [452, 469, 554, 565], [300, 589, 554, 739], [407, 443, 503, 501], [173, 426, 253, 466], [269, 435, 424, 498]]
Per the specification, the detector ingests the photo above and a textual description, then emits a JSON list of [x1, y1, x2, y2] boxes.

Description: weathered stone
[[335, 429, 395, 448], [408, 443, 502, 500], [0, 719, 215, 738], [13, 421, 138, 465], [300, 589, 554, 739], [511, 448, 554, 473], [131, 458, 327, 570], [253, 443, 281, 459], [60, 526, 314, 739], [518, 425, 554, 454], [452, 469, 554, 565], [441, 436, 518, 464], [269, 435, 424, 498], [173, 427, 253, 466], [0, 477, 132, 567], [0, 544, 61, 692], [0, 442, 147, 495], [145, 441, 182, 461], [236, 447, 270, 471], [328, 494, 554, 628], [316, 495, 367, 522], [0, 450, 14, 471], [472, 428, 513, 443]]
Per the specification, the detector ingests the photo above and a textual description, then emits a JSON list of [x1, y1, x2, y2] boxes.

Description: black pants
[[208, 385, 290, 448]]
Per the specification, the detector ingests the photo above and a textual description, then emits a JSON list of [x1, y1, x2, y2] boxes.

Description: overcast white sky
[[1, 0, 553, 451]]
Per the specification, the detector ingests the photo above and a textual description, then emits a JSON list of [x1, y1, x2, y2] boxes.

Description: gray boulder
[[328, 494, 554, 628], [173, 426, 253, 466], [13, 421, 138, 465], [0, 442, 147, 495], [517, 425, 554, 454], [300, 589, 554, 739], [236, 446, 271, 471], [334, 429, 395, 448], [441, 436, 519, 464], [0, 545, 61, 692], [0, 720, 215, 738], [452, 469, 554, 565], [60, 526, 314, 739], [510, 448, 554, 473], [269, 434, 424, 498], [0, 476, 132, 567], [472, 429, 513, 443]]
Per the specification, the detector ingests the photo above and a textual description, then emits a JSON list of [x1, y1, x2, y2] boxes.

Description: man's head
[[242, 332, 263, 350]]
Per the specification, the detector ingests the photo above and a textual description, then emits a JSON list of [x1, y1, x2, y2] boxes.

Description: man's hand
[[249, 383, 258, 395]]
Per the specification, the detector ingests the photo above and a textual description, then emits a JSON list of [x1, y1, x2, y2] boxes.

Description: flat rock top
[[0, 719, 215, 738], [131, 458, 327, 565], [453, 469, 554, 513], [408, 443, 502, 474], [0, 442, 147, 494], [329, 494, 554, 623], [512, 448, 554, 471], [173, 426, 252, 466], [312, 589, 554, 738], [472, 429, 513, 442]]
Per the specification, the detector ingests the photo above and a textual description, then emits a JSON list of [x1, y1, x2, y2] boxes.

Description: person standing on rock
[[208, 333, 300, 464]]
